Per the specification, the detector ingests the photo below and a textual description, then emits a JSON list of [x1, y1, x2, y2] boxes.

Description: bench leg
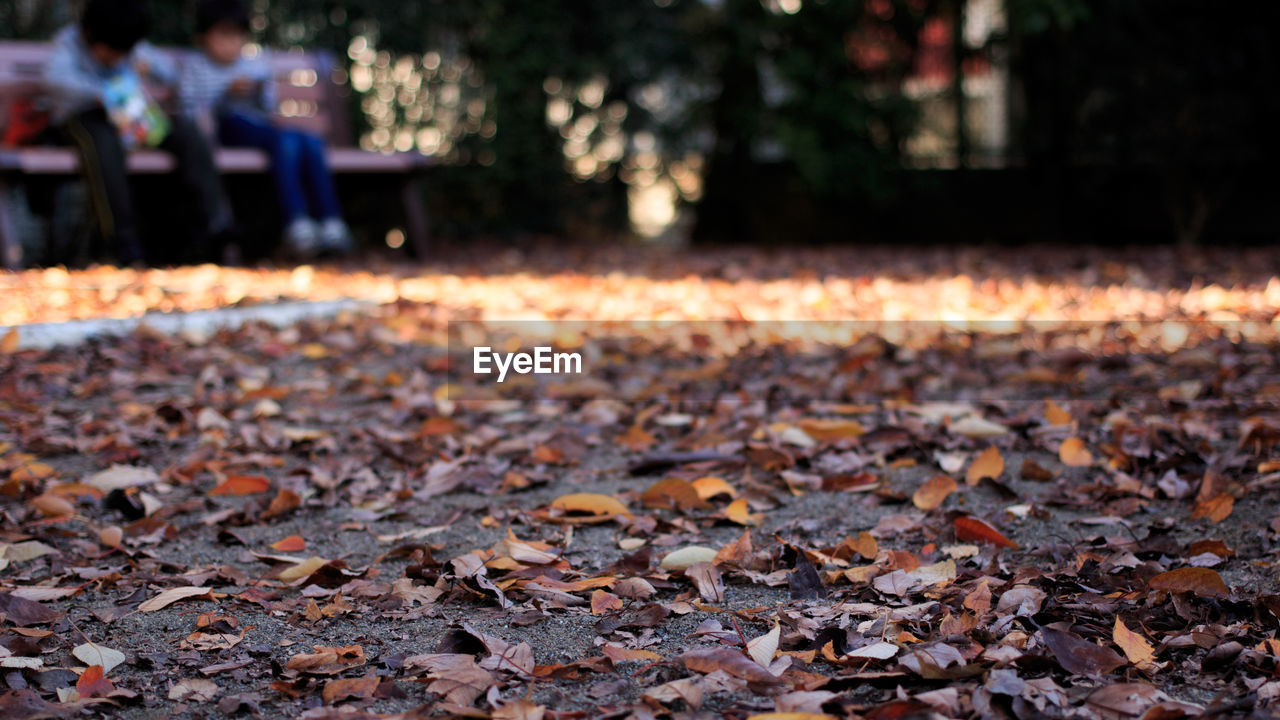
[[0, 177, 23, 270], [400, 174, 430, 260]]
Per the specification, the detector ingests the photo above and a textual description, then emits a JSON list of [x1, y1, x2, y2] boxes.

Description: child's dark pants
[[218, 111, 341, 225], [62, 108, 231, 264]]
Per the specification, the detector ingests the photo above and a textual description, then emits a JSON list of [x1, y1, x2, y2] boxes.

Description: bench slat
[[0, 147, 431, 175]]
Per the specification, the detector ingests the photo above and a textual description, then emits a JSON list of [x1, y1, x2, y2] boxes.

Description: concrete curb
[[2, 299, 375, 350]]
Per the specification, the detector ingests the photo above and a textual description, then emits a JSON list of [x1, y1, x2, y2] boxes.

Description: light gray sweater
[[42, 24, 177, 125]]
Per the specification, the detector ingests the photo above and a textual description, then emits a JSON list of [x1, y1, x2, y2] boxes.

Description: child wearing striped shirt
[[182, 0, 353, 257]]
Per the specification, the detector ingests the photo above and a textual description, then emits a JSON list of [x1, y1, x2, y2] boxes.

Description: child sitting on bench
[[181, 0, 354, 258], [43, 0, 233, 265]]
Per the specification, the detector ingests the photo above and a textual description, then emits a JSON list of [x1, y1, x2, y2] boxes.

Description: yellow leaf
[[550, 492, 631, 517], [795, 418, 865, 441], [1113, 618, 1156, 665], [279, 556, 329, 583], [691, 476, 737, 500], [966, 446, 1004, 485], [1059, 437, 1093, 467], [724, 498, 763, 526]]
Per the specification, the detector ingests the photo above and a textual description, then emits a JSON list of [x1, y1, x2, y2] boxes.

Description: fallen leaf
[[590, 590, 623, 615], [954, 516, 1019, 548], [966, 446, 1004, 485], [169, 678, 219, 702], [550, 492, 630, 517], [1044, 399, 1072, 426], [270, 535, 307, 552], [641, 477, 710, 511], [261, 489, 301, 520], [747, 622, 781, 668], [72, 643, 126, 673], [949, 416, 1009, 438], [321, 674, 378, 704], [279, 556, 330, 583], [1191, 493, 1234, 523], [691, 476, 737, 500], [85, 465, 160, 492], [1148, 567, 1230, 599], [1040, 627, 1126, 677], [138, 586, 214, 612], [724, 498, 763, 525], [0, 328, 18, 353], [76, 665, 114, 698], [686, 561, 725, 602], [660, 546, 719, 571], [1113, 618, 1156, 666], [681, 647, 782, 684], [1059, 437, 1093, 467], [602, 644, 662, 663], [209, 475, 271, 496], [847, 641, 899, 660], [913, 474, 957, 510]]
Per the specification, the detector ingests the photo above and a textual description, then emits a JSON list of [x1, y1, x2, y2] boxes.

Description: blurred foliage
[[5, 0, 1274, 243]]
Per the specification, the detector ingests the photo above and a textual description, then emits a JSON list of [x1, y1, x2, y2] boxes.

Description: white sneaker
[[317, 218, 354, 255], [283, 217, 319, 257]]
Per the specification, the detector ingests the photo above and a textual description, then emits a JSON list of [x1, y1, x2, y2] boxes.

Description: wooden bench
[[0, 40, 432, 268]]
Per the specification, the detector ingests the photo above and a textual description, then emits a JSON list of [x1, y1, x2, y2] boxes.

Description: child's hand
[[228, 77, 254, 97]]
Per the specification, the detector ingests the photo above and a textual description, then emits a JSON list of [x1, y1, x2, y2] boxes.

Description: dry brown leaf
[[1059, 437, 1093, 467], [966, 446, 1004, 485], [746, 622, 781, 668], [138, 586, 214, 612], [1148, 567, 1229, 598], [1044, 399, 1072, 426], [1191, 493, 1234, 523], [641, 477, 710, 511], [590, 589, 623, 615], [321, 674, 378, 704], [279, 556, 329, 583], [913, 474, 957, 510], [602, 644, 662, 663]]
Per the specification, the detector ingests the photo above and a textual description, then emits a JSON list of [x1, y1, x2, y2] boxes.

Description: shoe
[[283, 217, 319, 258], [316, 218, 355, 256]]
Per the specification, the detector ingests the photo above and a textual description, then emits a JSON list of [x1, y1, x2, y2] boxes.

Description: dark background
[[3, 0, 1278, 246]]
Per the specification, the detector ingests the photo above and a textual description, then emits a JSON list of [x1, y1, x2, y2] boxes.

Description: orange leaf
[[1191, 493, 1234, 523], [966, 446, 1004, 485], [1044, 399, 1072, 426], [796, 418, 865, 441], [550, 493, 631, 517], [1059, 437, 1093, 467], [1112, 618, 1155, 665], [76, 665, 115, 698], [617, 424, 657, 451], [271, 535, 307, 552], [261, 489, 301, 520], [1148, 567, 1229, 599], [954, 516, 1019, 549], [0, 328, 18, 354], [641, 478, 710, 511], [210, 474, 270, 495], [913, 474, 957, 510], [590, 589, 623, 616]]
